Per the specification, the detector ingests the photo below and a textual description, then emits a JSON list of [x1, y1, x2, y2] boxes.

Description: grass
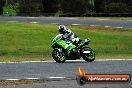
[[75, 17, 132, 20], [0, 79, 47, 86], [0, 21, 132, 61]]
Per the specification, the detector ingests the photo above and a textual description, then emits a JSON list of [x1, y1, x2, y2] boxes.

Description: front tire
[[81, 47, 95, 62], [52, 48, 66, 63]]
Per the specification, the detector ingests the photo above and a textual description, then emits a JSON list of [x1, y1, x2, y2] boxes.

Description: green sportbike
[[51, 35, 95, 63]]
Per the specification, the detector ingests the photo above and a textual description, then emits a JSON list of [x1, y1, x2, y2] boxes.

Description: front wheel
[[52, 48, 66, 63], [81, 47, 95, 62]]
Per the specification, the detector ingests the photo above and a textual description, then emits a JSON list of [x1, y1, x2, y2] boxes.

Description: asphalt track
[[0, 60, 132, 88], [0, 17, 132, 28]]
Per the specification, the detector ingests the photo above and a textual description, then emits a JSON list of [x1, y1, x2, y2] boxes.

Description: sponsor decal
[[76, 67, 131, 86]]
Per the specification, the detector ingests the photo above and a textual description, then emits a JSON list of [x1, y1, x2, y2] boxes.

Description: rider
[[58, 25, 80, 45]]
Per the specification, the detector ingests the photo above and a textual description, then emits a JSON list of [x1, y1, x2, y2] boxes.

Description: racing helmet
[[58, 25, 66, 34]]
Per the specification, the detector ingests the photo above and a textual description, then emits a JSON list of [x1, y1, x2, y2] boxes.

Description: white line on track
[[26, 78, 40, 80], [104, 26, 111, 28], [48, 77, 66, 79], [72, 24, 81, 25], [3, 74, 132, 81], [115, 27, 123, 28], [6, 79, 20, 81], [3, 77, 66, 81], [29, 22, 39, 24]]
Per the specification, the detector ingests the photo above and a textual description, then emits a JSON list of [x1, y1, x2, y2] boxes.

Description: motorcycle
[[51, 34, 95, 63]]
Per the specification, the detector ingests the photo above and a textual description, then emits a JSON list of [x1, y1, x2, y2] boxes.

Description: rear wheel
[[81, 47, 95, 62], [52, 48, 66, 63]]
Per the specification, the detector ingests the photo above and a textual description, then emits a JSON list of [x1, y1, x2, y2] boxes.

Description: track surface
[[0, 17, 132, 28], [0, 60, 132, 88]]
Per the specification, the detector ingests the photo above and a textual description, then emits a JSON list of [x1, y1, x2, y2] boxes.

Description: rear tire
[[52, 48, 66, 63], [81, 47, 95, 62]]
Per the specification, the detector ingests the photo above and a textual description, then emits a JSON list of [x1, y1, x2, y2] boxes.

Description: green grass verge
[[0, 21, 132, 61], [0, 80, 47, 86], [76, 17, 132, 20]]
